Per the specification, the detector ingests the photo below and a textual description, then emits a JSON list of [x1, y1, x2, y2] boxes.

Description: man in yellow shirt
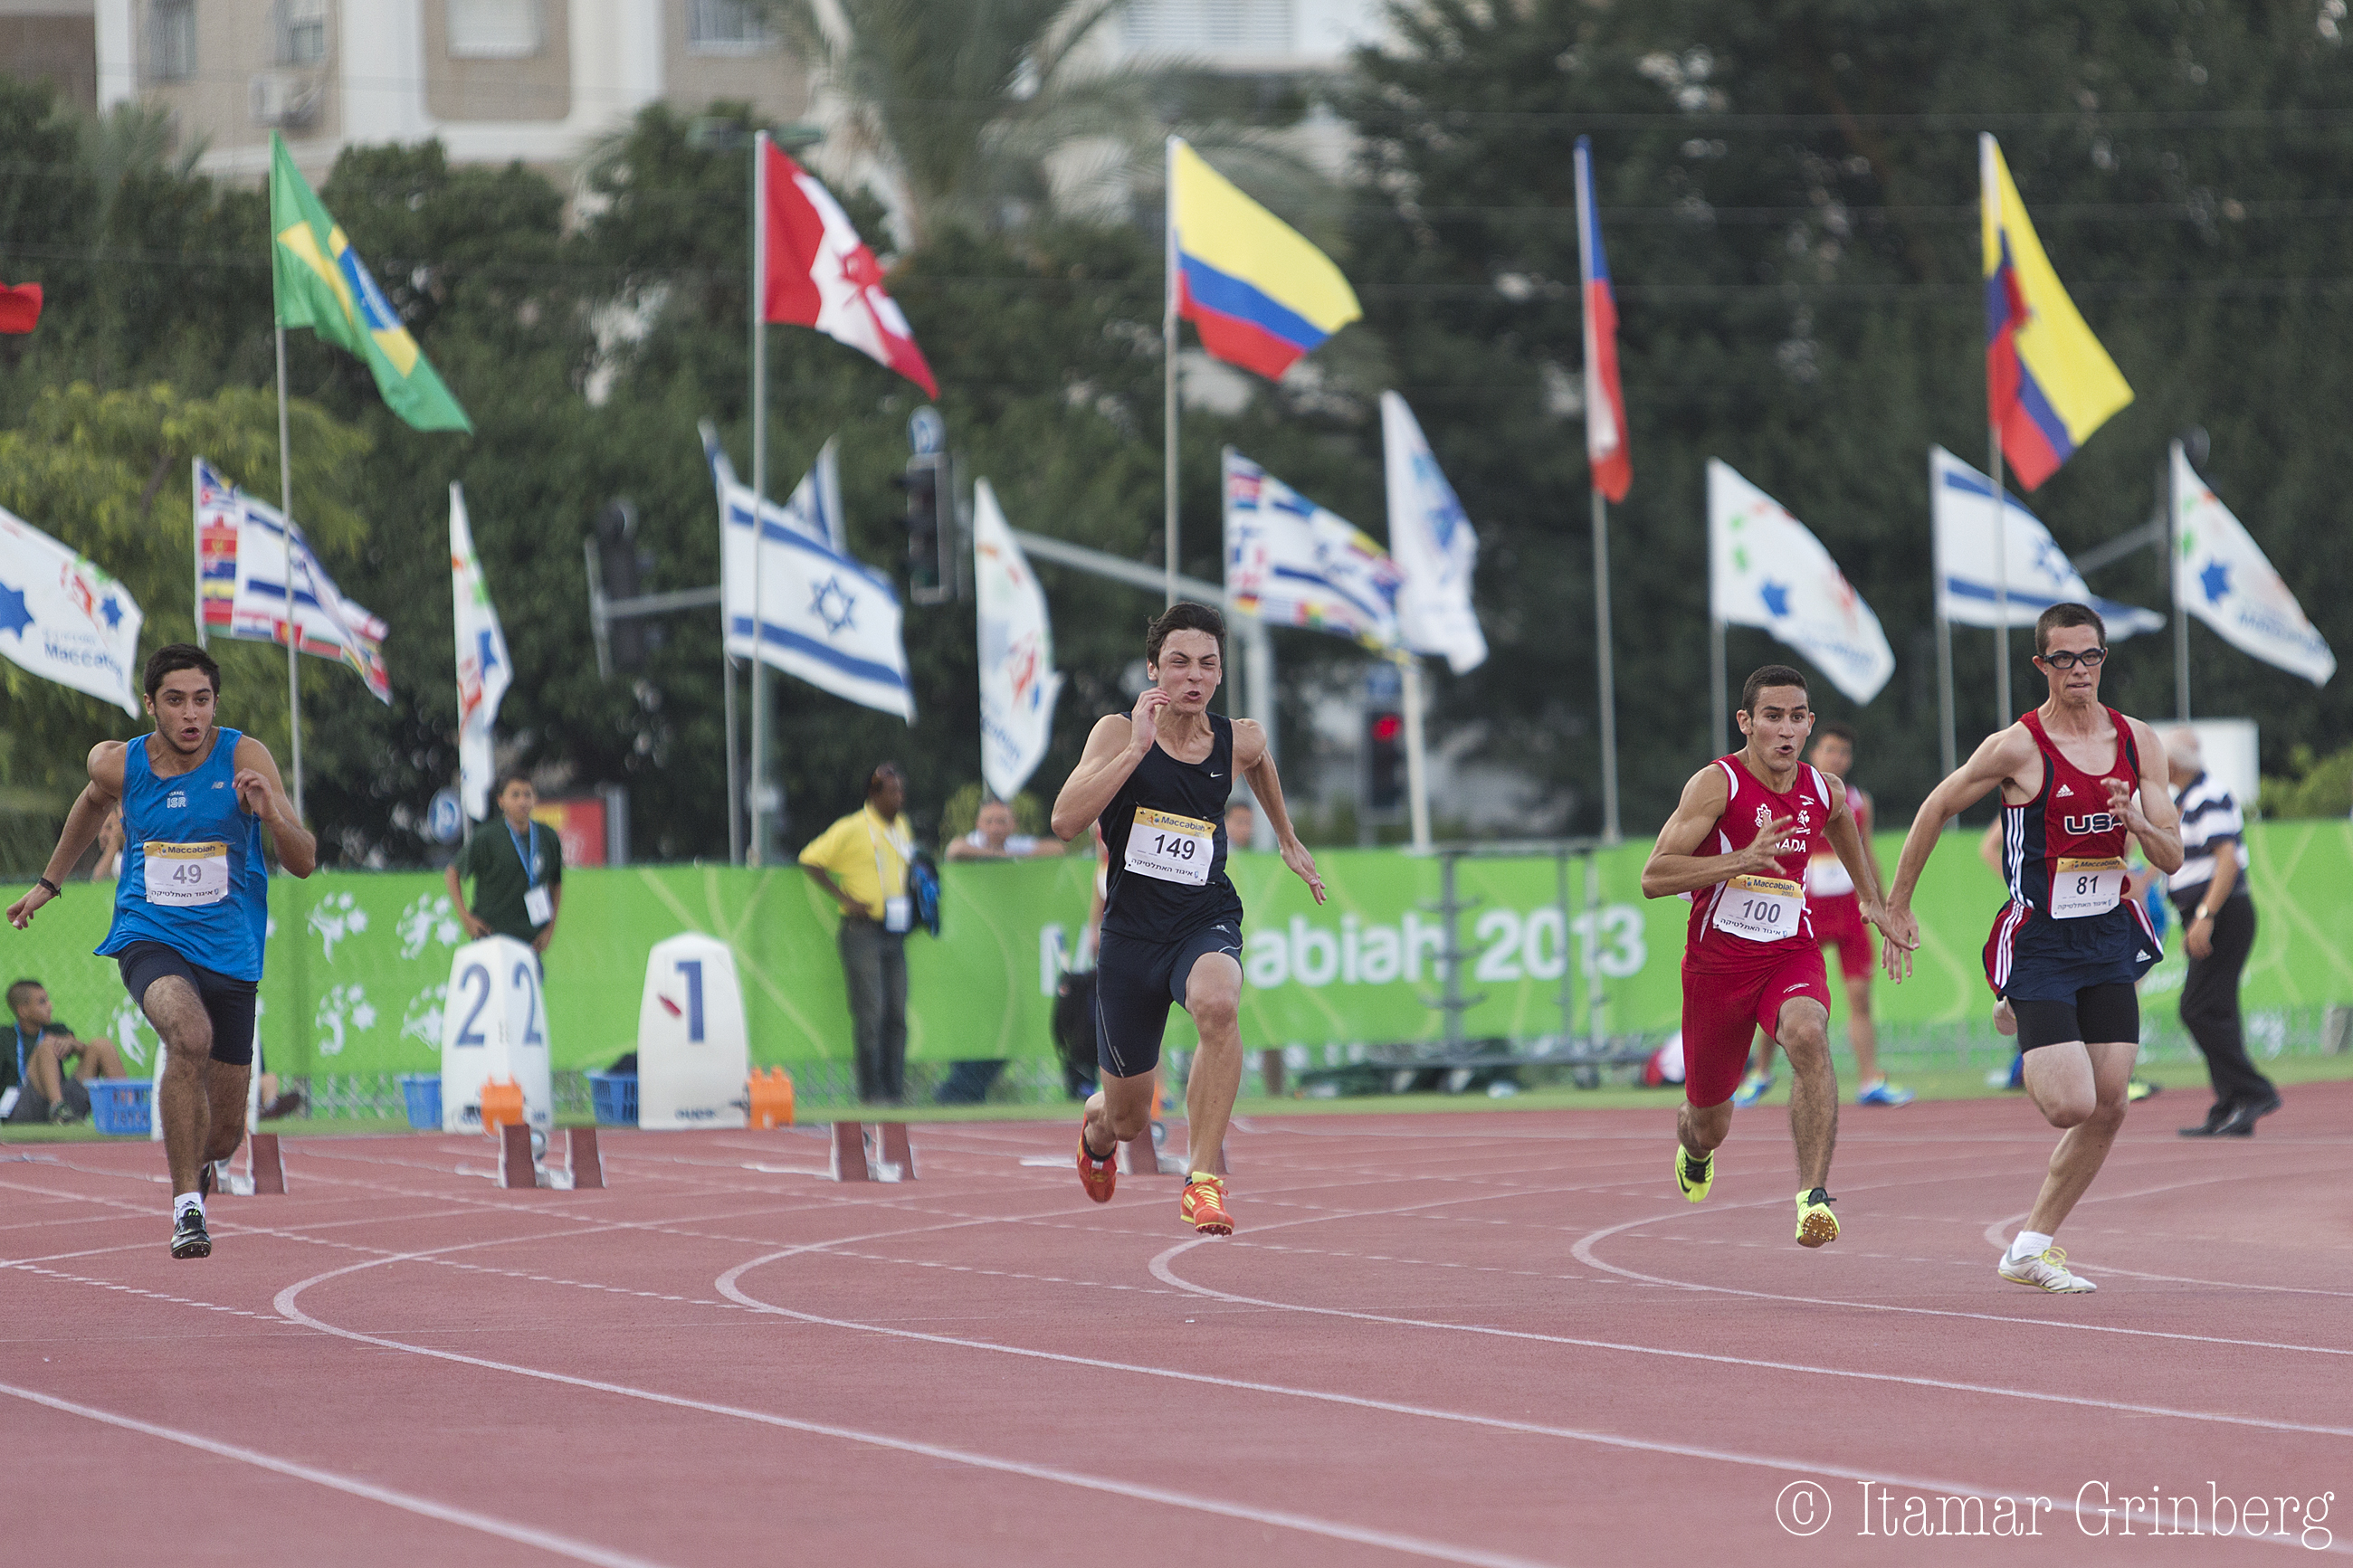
[[799, 765, 917, 1103]]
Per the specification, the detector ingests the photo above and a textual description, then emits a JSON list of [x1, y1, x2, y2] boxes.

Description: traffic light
[[899, 454, 949, 604], [593, 500, 653, 671], [1367, 706, 1405, 813]]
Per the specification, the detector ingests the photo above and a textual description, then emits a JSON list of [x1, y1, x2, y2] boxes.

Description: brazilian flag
[[269, 132, 472, 433]]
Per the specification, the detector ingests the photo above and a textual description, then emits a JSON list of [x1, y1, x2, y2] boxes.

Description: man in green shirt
[[444, 774, 564, 954]]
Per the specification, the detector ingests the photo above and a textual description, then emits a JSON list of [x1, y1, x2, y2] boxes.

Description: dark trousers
[[837, 917, 908, 1103], [2178, 896, 2272, 1107]]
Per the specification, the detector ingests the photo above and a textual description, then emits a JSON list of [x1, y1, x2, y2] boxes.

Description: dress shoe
[[2215, 1091, 2282, 1137], [2178, 1101, 2234, 1137]]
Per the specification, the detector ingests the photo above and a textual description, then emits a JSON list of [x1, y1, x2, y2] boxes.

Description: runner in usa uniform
[[1882, 603, 2181, 1294], [1733, 722, 1913, 1108], [7, 645, 315, 1259], [1049, 603, 1324, 1235], [1641, 666, 1892, 1248]]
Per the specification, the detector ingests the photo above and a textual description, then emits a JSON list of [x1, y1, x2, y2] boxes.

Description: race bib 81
[[2051, 856, 2127, 919], [1125, 807, 1215, 886]]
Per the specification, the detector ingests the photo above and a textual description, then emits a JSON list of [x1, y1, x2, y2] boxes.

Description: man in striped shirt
[[2166, 729, 2281, 1137]]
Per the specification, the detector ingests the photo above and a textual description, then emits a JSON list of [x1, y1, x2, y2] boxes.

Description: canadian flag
[[761, 142, 937, 397]]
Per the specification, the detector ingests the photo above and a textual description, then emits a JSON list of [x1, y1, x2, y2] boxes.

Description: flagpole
[[723, 652, 741, 865], [1981, 135, 2012, 733], [1936, 600, 1957, 777], [1709, 612, 1727, 755], [274, 325, 302, 820], [2170, 441, 2191, 721], [748, 128, 769, 868], [191, 461, 205, 651], [1400, 652, 1431, 851], [1163, 134, 1179, 609], [1594, 489, 1620, 843]]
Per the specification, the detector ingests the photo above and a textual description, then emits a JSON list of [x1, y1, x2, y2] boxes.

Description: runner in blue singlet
[[7, 645, 316, 1259]]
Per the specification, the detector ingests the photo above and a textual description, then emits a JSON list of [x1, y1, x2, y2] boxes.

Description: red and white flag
[[0, 280, 41, 335], [760, 141, 937, 397], [1572, 137, 1631, 502]]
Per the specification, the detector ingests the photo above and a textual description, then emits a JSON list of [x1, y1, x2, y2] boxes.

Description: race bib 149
[[1125, 807, 1215, 886]]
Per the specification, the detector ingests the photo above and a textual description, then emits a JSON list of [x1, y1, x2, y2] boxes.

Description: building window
[[1120, 0, 1294, 57], [689, 0, 771, 53], [278, 0, 329, 66], [148, 0, 195, 81], [447, 0, 543, 59]]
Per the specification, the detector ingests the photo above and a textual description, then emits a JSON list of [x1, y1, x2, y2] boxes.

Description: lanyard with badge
[[865, 813, 913, 933], [510, 821, 555, 927]]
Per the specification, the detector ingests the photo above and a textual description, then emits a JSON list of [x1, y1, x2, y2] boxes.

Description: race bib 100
[[2051, 856, 2127, 919], [143, 841, 229, 908], [1712, 874, 1804, 943], [1125, 807, 1215, 886]]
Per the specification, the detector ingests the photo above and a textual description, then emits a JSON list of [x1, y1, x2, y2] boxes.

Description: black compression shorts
[[1094, 922, 1244, 1079], [2011, 984, 2139, 1052], [116, 940, 259, 1067]]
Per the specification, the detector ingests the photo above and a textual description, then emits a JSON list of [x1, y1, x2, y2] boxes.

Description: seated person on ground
[[5, 979, 127, 1125]]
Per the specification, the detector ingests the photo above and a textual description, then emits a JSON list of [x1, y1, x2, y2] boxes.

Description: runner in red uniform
[[1882, 604, 2182, 1294], [1641, 665, 1893, 1247], [1732, 722, 1913, 1108]]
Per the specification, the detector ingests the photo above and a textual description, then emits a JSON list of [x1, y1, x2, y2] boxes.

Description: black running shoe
[[170, 1207, 212, 1259]]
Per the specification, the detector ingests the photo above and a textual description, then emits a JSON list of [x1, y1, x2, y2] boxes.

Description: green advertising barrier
[[10, 820, 2352, 1078]]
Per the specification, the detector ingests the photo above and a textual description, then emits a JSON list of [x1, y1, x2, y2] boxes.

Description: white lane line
[[1567, 1189, 2353, 1357], [272, 1240, 1563, 1568], [0, 1379, 677, 1568]]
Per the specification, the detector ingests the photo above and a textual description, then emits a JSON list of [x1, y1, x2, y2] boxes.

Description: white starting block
[[635, 933, 749, 1130], [438, 936, 554, 1136]]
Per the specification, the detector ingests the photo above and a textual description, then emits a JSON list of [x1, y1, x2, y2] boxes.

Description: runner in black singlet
[[1049, 602, 1325, 1235]]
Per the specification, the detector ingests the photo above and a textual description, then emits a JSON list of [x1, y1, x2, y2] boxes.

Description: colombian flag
[[1169, 138, 1359, 381], [270, 133, 472, 433], [1982, 134, 2129, 490]]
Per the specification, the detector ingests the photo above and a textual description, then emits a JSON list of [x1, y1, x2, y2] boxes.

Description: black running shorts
[[116, 940, 259, 1067], [2011, 984, 2139, 1052], [1094, 922, 1244, 1079]]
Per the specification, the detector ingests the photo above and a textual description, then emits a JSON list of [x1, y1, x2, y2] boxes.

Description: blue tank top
[[97, 728, 270, 980]]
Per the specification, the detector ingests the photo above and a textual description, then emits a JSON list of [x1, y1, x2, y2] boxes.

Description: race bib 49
[[143, 841, 230, 908]]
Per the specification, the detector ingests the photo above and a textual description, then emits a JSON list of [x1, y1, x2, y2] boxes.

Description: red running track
[[3, 1083, 2348, 1566]]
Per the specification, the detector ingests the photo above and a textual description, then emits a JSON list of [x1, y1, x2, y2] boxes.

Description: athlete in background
[[1733, 722, 1913, 1107], [1642, 665, 1893, 1248], [1881, 603, 2180, 1294]]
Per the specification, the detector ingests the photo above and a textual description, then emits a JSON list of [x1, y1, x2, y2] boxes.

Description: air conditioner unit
[[249, 73, 320, 128]]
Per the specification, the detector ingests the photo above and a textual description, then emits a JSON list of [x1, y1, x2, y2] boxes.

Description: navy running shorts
[[116, 940, 259, 1067], [1094, 922, 1244, 1079]]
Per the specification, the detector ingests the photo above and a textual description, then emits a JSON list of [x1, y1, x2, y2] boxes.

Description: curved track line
[[0, 1380, 675, 1568], [723, 1231, 2339, 1557], [273, 1229, 1557, 1568]]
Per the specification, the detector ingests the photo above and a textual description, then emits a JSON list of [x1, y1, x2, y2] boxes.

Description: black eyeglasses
[[2037, 648, 2108, 670]]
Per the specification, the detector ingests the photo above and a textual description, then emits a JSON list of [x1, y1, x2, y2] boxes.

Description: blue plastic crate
[[87, 1079, 152, 1136], [587, 1071, 637, 1127], [397, 1073, 442, 1131]]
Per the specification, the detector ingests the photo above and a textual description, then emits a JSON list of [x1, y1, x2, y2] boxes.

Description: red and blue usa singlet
[[1686, 755, 1834, 965], [1984, 706, 2162, 999]]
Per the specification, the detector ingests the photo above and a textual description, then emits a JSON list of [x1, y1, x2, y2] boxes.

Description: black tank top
[[1098, 711, 1244, 941]]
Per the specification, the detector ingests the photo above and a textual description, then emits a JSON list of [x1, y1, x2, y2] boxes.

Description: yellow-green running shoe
[[1794, 1187, 1839, 1247], [1674, 1147, 1713, 1202]]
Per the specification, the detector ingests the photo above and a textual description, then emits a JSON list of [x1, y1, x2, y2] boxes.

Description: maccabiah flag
[[762, 141, 937, 397], [0, 504, 143, 714], [2172, 442, 2335, 687], [973, 480, 1064, 801], [1708, 460, 1895, 704], [1380, 392, 1487, 674], [450, 483, 512, 819], [195, 460, 391, 701], [1224, 449, 1402, 651]]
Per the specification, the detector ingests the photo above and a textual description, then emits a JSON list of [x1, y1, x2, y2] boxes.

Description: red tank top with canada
[[1685, 754, 1835, 965]]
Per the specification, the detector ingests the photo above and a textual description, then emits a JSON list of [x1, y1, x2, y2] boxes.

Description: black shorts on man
[[2011, 984, 2139, 1052], [1094, 923, 1244, 1079], [116, 941, 258, 1066]]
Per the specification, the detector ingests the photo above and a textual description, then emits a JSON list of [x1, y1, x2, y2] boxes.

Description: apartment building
[[72, 0, 805, 177]]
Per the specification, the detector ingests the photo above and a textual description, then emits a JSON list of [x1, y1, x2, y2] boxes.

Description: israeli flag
[[711, 434, 913, 722], [1709, 461, 1895, 704], [1930, 446, 2163, 638], [2172, 442, 2334, 687], [1380, 392, 1486, 673]]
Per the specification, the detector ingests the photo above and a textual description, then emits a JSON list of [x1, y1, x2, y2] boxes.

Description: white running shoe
[[1998, 1245, 2095, 1294]]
